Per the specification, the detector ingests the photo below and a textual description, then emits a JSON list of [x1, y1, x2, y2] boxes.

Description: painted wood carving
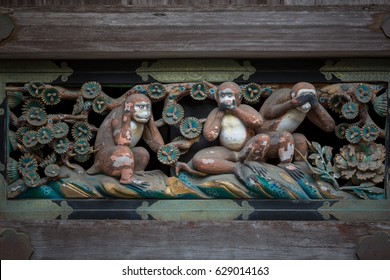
[[5, 80, 387, 199]]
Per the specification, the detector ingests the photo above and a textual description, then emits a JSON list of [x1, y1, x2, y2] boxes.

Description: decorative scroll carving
[[136, 200, 254, 221], [5, 79, 387, 201], [320, 59, 390, 82], [136, 59, 256, 82]]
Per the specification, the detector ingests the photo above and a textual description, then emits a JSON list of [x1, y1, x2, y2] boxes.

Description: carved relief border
[[0, 59, 389, 221]]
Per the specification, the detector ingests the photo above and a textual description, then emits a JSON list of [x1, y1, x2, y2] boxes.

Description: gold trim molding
[[320, 59, 390, 82], [136, 200, 254, 221], [319, 201, 390, 221], [136, 59, 256, 82]]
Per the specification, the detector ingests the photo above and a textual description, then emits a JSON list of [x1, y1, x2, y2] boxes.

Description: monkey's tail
[[86, 162, 103, 175], [175, 161, 208, 177]]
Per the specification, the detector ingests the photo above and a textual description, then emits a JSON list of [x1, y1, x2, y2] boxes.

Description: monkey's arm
[[262, 98, 296, 119], [143, 115, 164, 153], [307, 104, 336, 132], [112, 109, 132, 146], [112, 118, 122, 145], [231, 104, 264, 129], [261, 87, 316, 120], [203, 108, 224, 141]]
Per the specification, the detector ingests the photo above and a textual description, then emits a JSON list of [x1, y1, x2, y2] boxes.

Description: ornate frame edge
[[0, 58, 388, 221]]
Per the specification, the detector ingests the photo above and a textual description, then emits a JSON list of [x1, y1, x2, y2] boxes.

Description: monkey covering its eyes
[[256, 82, 335, 163]]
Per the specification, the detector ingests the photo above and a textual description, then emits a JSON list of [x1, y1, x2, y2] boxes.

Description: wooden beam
[[1, 220, 389, 259], [0, 6, 389, 59], [1, 0, 389, 8]]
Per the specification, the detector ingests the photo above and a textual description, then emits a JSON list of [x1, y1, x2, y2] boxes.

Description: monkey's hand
[[219, 102, 236, 111], [291, 94, 313, 107], [307, 94, 319, 108]]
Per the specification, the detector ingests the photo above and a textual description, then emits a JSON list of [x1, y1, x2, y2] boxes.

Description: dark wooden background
[[1, 0, 390, 260], [0, 0, 389, 59]]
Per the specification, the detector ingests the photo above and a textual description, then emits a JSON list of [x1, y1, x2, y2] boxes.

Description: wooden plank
[[2, 0, 389, 7], [1, 220, 389, 259], [284, 0, 390, 5], [0, 6, 389, 59]]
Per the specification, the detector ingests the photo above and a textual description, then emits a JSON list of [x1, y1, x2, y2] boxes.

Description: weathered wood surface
[[2, 0, 389, 7], [1, 220, 390, 259], [0, 5, 389, 59]]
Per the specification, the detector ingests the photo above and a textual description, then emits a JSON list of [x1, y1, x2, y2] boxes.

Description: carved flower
[[24, 81, 45, 97], [81, 81, 102, 99], [25, 107, 47, 126], [355, 83, 373, 103], [242, 83, 263, 104], [335, 123, 349, 139], [92, 96, 107, 113], [22, 130, 38, 148], [18, 153, 38, 176], [157, 145, 180, 165], [334, 143, 385, 185], [71, 121, 92, 141], [345, 125, 361, 144], [53, 122, 69, 138], [23, 172, 41, 187], [37, 127, 54, 144], [180, 117, 202, 139], [53, 138, 70, 154], [74, 139, 90, 155], [341, 101, 359, 120], [190, 83, 208, 100], [162, 103, 184, 125], [16, 126, 30, 142], [361, 123, 380, 142], [41, 87, 61, 105], [327, 93, 350, 113], [148, 83, 166, 100]]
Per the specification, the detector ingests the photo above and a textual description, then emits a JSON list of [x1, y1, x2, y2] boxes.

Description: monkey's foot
[[245, 147, 265, 162], [119, 178, 133, 184], [119, 169, 134, 185]]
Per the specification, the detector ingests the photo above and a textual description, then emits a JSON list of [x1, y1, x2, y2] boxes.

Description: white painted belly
[[220, 114, 247, 151], [277, 109, 306, 132], [130, 121, 144, 147]]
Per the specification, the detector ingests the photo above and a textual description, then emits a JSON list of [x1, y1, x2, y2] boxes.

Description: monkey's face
[[218, 89, 236, 110], [133, 101, 151, 123]]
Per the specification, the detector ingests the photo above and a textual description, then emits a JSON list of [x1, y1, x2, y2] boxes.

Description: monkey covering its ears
[[87, 94, 164, 184]]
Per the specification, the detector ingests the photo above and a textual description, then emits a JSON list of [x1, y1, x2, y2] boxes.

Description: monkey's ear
[[124, 100, 132, 113], [237, 89, 243, 100], [290, 91, 296, 98]]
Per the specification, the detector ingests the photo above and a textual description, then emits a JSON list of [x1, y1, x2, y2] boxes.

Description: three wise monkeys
[[88, 82, 335, 182]]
